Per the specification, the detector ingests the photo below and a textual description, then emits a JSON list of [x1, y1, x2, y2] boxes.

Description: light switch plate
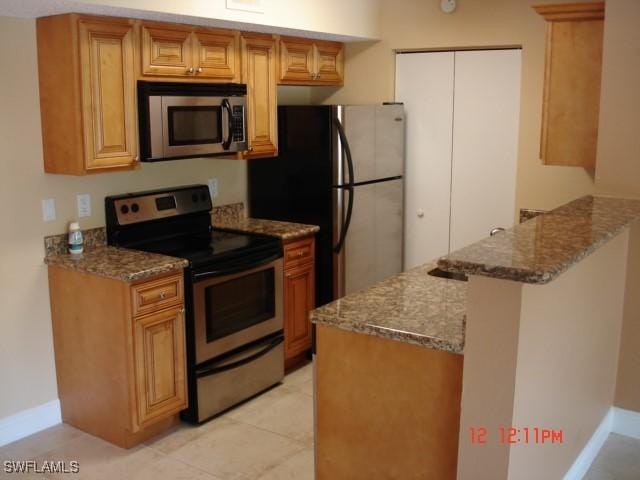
[[77, 193, 91, 218], [42, 198, 56, 222], [208, 178, 218, 199]]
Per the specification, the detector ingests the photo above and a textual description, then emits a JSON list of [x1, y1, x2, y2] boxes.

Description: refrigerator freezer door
[[334, 178, 404, 297], [334, 105, 405, 186]]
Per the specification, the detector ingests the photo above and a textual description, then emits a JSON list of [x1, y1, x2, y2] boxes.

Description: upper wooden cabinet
[[37, 14, 138, 174], [533, 2, 605, 168], [140, 22, 240, 81], [241, 34, 279, 158], [279, 37, 344, 86]]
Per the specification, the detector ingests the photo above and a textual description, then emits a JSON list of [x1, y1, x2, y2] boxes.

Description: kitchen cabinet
[[37, 14, 138, 174], [140, 22, 240, 81], [533, 2, 604, 168], [47, 269, 187, 448], [395, 49, 521, 269], [283, 236, 315, 369], [240, 33, 279, 158], [279, 37, 344, 85]]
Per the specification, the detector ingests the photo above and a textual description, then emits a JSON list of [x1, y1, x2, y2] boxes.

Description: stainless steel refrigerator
[[248, 104, 404, 307]]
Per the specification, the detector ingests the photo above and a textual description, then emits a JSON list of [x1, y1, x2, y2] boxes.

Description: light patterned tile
[[227, 386, 313, 446], [0, 423, 85, 461], [281, 363, 312, 391], [168, 418, 304, 480], [259, 448, 314, 480]]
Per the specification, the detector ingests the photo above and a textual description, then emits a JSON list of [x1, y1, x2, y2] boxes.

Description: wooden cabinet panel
[[278, 37, 344, 86], [38, 14, 138, 174], [133, 306, 187, 430], [284, 236, 315, 270], [79, 20, 137, 171], [284, 262, 315, 360], [241, 34, 278, 158], [534, 2, 604, 168], [140, 23, 193, 77], [314, 41, 344, 85], [132, 274, 183, 317], [193, 29, 240, 81], [279, 37, 315, 83]]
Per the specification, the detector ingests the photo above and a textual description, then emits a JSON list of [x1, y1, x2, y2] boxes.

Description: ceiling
[[0, 0, 371, 41]]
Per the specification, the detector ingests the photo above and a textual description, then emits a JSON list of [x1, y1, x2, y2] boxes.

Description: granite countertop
[[310, 261, 468, 354], [438, 195, 640, 284], [45, 246, 188, 283], [214, 217, 320, 241]]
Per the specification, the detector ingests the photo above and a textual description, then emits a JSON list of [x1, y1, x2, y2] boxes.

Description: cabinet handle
[[196, 67, 203, 74], [179, 307, 185, 315], [316, 73, 321, 80], [159, 291, 166, 299], [248, 146, 254, 152], [186, 67, 194, 74], [298, 251, 304, 257]]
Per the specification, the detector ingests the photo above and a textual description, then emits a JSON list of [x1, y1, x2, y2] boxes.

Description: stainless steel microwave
[[138, 81, 247, 161]]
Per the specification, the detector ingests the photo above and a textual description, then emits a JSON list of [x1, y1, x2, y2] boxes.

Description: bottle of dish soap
[[68, 222, 84, 255]]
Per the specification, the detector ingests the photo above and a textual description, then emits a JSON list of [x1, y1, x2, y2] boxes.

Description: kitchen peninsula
[[311, 195, 640, 480]]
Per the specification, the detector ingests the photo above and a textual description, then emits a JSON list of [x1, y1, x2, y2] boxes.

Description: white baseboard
[[0, 400, 61, 447], [562, 408, 614, 480], [612, 407, 640, 439]]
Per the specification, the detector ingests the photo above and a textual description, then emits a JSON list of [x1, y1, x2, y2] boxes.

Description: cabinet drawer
[[132, 274, 183, 317], [284, 237, 315, 270]]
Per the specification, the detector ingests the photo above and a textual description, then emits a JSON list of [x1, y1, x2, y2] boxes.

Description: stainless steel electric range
[[105, 185, 284, 423]]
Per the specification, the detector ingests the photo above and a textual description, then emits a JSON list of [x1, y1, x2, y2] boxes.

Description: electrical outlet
[[77, 194, 91, 218], [42, 198, 56, 222], [208, 178, 218, 199]]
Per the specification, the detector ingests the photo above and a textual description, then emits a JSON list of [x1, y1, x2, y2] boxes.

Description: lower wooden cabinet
[[283, 237, 316, 368], [47, 268, 187, 447], [133, 306, 187, 430]]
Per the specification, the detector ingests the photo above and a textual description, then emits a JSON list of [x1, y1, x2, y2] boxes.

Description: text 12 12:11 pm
[[469, 427, 564, 444]]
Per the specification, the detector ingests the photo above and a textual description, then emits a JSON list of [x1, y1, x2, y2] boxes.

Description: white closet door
[[449, 49, 521, 250], [395, 52, 454, 270]]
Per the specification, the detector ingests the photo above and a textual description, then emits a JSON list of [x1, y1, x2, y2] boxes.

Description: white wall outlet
[[208, 178, 218, 199], [41, 198, 56, 222], [76, 193, 91, 218]]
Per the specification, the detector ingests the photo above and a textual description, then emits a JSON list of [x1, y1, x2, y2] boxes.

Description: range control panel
[[106, 185, 212, 226]]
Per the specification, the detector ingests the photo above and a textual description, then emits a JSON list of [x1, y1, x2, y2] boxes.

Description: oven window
[[168, 106, 222, 146], [205, 268, 276, 343]]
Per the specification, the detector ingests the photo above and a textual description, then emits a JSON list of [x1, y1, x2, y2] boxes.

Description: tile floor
[[584, 433, 640, 480], [3, 364, 640, 480], [0, 363, 314, 480]]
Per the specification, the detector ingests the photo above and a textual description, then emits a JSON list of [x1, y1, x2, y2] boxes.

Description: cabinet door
[[534, 3, 604, 167], [314, 41, 344, 85], [192, 29, 240, 81], [79, 20, 138, 171], [284, 262, 315, 361], [241, 34, 278, 158], [133, 306, 187, 430], [279, 37, 315, 84], [141, 23, 194, 77]]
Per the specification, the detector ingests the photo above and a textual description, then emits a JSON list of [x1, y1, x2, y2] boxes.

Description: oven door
[[192, 255, 283, 364]]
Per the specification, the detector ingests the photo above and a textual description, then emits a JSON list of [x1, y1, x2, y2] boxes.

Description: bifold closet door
[[449, 49, 521, 251], [395, 51, 454, 270]]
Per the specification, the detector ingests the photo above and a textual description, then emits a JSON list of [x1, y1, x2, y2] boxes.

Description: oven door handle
[[192, 252, 281, 281], [196, 335, 284, 379]]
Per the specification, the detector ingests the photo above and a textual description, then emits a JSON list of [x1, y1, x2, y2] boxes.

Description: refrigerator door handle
[[333, 116, 355, 253]]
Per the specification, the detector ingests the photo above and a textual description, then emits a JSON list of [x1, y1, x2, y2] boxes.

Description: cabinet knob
[[196, 67, 203, 74], [186, 67, 194, 74], [159, 291, 166, 299], [316, 73, 321, 80], [417, 209, 425, 218], [298, 251, 304, 257], [248, 146, 254, 152], [179, 307, 185, 315]]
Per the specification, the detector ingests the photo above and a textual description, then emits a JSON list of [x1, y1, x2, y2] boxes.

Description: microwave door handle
[[222, 99, 233, 150]]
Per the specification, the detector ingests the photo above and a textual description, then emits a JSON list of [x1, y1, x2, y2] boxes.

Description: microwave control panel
[[232, 106, 245, 142]]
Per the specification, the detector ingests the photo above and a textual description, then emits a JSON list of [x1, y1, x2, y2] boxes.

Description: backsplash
[[212, 202, 245, 223], [44, 203, 246, 256], [44, 227, 107, 256], [519, 208, 547, 223]]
